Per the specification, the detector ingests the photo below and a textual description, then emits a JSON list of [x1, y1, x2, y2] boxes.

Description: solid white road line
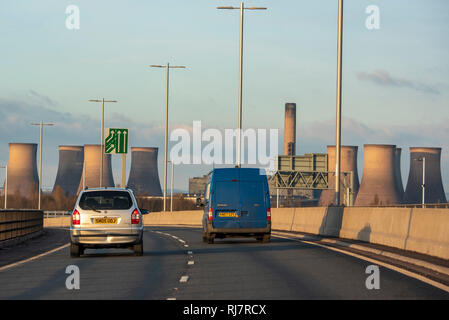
[[273, 234, 449, 293], [0, 243, 70, 272]]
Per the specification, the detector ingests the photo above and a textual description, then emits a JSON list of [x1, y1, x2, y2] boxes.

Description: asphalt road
[[0, 226, 447, 300]]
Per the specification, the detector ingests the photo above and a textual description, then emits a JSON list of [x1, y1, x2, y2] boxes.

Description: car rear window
[[79, 191, 133, 210]]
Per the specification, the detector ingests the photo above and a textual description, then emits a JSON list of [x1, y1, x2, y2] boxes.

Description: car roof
[[81, 187, 132, 193]]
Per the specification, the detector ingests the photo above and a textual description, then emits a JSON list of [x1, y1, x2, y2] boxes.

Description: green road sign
[[105, 128, 128, 154]]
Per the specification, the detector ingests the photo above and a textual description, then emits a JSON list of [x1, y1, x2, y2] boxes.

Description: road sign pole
[[121, 154, 126, 188]]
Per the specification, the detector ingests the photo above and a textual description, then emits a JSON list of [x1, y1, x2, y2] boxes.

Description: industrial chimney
[[354, 144, 402, 206], [284, 103, 296, 156], [53, 146, 84, 197], [404, 147, 446, 204], [77, 144, 114, 193], [394, 147, 404, 202], [2, 143, 39, 198], [319, 145, 360, 206], [127, 147, 162, 196]]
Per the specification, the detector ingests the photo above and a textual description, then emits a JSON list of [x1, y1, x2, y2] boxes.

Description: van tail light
[[267, 208, 271, 222], [131, 209, 140, 224], [72, 209, 80, 225], [208, 208, 213, 221]]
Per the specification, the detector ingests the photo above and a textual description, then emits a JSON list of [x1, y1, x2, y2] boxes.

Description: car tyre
[[70, 243, 81, 258], [133, 241, 143, 256], [262, 234, 271, 243]]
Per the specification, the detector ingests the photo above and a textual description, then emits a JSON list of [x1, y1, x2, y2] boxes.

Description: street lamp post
[[217, 2, 267, 167], [89, 98, 117, 188], [334, 0, 344, 206], [168, 160, 175, 212], [416, 157, 426, 207], [30, 121, 54, 210], [150, 63, 185, 212], [0, 165, 7, 209]]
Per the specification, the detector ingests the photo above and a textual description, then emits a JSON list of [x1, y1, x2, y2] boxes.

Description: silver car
[[70, 188, 148, 257]]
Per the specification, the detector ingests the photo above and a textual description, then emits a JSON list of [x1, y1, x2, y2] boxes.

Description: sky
[[0, 0, 448, 192]]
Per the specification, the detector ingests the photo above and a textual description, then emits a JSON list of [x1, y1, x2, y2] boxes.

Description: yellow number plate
[[94, 218, 117, 224], [218, 212, 237, 218]]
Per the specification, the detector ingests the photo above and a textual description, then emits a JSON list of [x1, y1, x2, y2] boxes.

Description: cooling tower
[[2, 143, 39, 198], [77, 144, 114, 193], [284, 103, 296, 156], [319, 145, 360, 206], [354, 144, 402, 206], [126, 147, 162, 196], [52, 146, 84, 197], [404, 147, 446, 204], [394, 147, 404, 202]]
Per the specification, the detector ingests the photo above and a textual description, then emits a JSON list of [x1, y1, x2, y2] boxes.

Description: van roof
[[212, 167, 266, 181]]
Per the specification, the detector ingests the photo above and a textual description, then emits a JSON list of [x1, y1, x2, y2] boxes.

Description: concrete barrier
[[41, 207, 449, 260]]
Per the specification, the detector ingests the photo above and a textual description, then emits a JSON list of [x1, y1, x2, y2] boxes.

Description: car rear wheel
[[70, 243, 81, 258], [262, 234, 271, 243], [133, 241, 143, 256], [207, 233, 214, 244]]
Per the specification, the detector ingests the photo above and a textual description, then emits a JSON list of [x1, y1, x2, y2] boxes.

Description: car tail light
[[266, 207, 271, 222], [131, 209, 140, 224], [72, 209, 80, 225], [208, 208, 213, 221]]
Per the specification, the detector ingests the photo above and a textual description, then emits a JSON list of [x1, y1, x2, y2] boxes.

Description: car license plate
[[218, 212, 237, 218], [94, 217, 117, 224]]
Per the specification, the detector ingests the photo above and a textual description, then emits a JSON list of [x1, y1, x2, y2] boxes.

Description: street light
[[0, 165, 7, 209], [89, 98, 117, 188], [30, 121, 54, 210], [334, 0, 344, 206], [217, 2, 267, 167], [168, 160, 175, 212], [416, 157, 426, 207], [150, 63, 185, 212]]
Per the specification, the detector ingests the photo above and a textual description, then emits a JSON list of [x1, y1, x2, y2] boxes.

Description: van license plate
[[218, 212, 237, 218], [94, 218, 117, 224]]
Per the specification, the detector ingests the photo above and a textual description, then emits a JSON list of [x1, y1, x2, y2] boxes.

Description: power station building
[[53, 145, 84, 197], [355, 144, 403, 206], [2, 143, 39, 198], [126, 147, 162, 196], [404, 147, 446, 204], [77, 144, 114, 193], [319, 145, 360, 206]]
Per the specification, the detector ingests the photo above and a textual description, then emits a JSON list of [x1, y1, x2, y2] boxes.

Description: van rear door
[[239, 180, 267, 229], [212, 180, 240, 229]]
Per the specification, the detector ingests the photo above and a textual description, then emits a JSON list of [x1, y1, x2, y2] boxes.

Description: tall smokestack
[[319, 145, 360, 206], [127, 147, 162, 196], [354, 144, 401, 206], [2, 143, 39, 198], [404, 147, 446, 204], [77, 144, 114, 193], [53, 146, 84, 197], [284, 103, 296, 155], [394, 147, 404, 202]]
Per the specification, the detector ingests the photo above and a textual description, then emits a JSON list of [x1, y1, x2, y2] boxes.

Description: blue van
[[200, 167, 271, 243]]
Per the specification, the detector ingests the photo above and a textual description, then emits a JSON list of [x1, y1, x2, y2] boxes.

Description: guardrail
[[0, 210, 43, 242], [44, 211, 71, 218]]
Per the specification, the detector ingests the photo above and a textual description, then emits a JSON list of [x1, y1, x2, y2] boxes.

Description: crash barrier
[[0, 210, 43, 242], [43, 207, 449, 259]]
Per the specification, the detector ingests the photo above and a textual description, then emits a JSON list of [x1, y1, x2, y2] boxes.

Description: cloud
[[356, 69, 440, 95]]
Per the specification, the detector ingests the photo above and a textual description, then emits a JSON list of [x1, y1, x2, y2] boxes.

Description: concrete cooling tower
[[284, 103, 296, 156], [52, 146, 84, 197], [354, 144, 402, 206], [394, 147, 405, 202], [2, 143, 39, 198], [319, 145, 360, 206], [126, 147, 162, 196], [404, 147, 446, 204], [77, 144, 114, 193]]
